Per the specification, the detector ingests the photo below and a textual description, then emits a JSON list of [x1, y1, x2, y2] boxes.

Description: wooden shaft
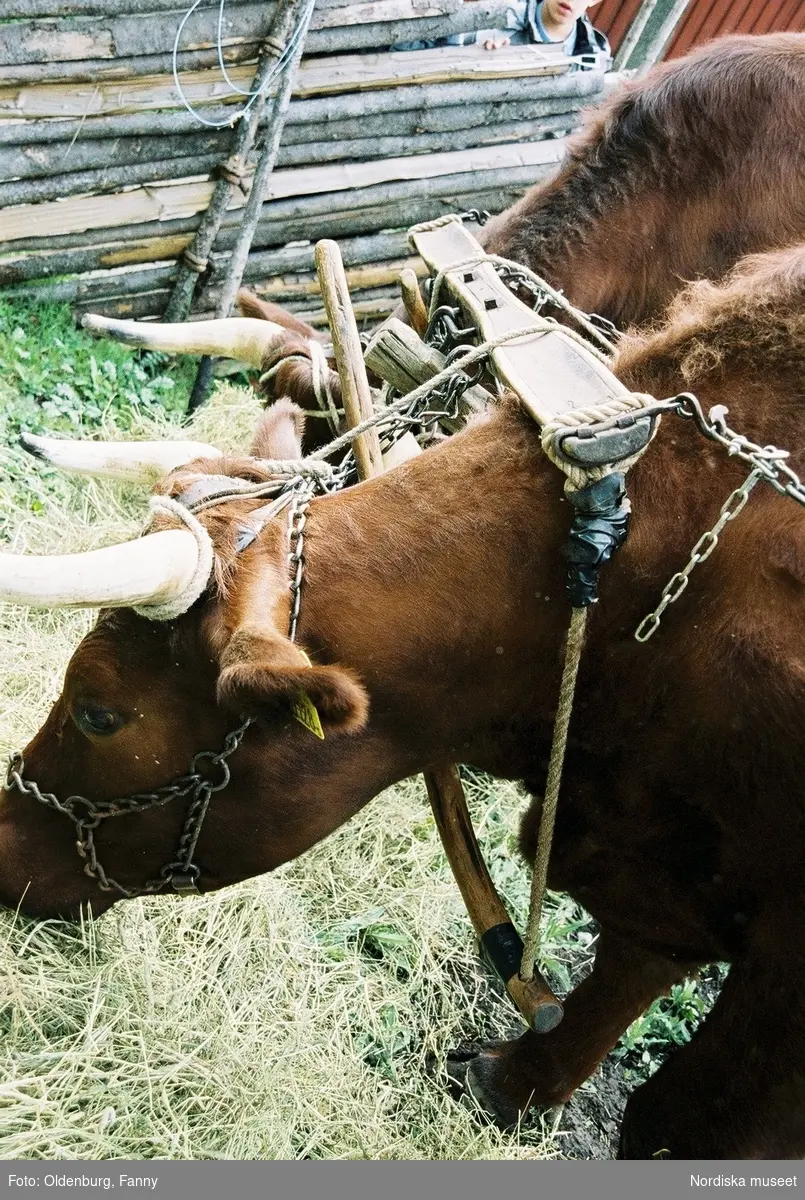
[[399, 269, 429, 337], [326, 266, 562, 1034], [314, 240, 383, 477], [424, 768, 562, 1033]]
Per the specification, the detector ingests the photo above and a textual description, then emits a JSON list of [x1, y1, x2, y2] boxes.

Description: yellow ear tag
[[292, 650, 325, 740]]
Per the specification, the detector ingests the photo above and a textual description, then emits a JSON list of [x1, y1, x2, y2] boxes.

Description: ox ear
[[216, 627, 369, 735]]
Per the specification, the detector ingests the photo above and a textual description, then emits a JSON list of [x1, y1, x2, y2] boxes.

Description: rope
[[519, 605, 588, 981], [308, 325, 554, 461], [134, 495, 215, 622], [171, 0, 313, 129], [308, 338, 342, 434]]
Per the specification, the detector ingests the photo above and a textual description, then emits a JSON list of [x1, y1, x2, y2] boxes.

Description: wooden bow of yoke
[[314, 220, 659, 1035]]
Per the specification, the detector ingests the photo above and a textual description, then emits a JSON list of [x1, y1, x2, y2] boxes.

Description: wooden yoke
[[408, 220, 659, 485], [409, 219, 631, 424], [315, 238, 564, 1035]]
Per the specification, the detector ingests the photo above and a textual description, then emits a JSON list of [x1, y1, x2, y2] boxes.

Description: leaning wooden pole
[[187, 0, 318, 411], [314, 238, 563, 1035], [164, 0, 309, 325]]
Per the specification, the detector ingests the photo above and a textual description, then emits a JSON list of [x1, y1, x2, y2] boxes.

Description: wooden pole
[[316, 240, 562, 1035], [612, 0, 660, 71], [313, 240, 383, 477], [164, 0, 311, 325], [640, 0, 693, 70], [186, 0, 318, 410]]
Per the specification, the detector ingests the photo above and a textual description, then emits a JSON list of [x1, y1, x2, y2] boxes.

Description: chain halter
[[5, 720, 252, 898]]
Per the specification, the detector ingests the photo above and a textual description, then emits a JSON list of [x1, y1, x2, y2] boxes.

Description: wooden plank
[[0, 2, 458, 66], [0, 69, 600, 143], [3, 0, 457, 23], [0, 44, 570, 118], [0, 138, 566, 242]]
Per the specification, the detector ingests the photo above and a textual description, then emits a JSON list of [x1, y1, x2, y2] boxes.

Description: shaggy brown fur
[[4, 245, 805, 1158], [483, 33, 805, 327]]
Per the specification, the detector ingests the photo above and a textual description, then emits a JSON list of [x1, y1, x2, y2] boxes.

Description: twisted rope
[[519, 605, 588, 980], [541, 391, 660, 493], [134, 494, 215, 621]]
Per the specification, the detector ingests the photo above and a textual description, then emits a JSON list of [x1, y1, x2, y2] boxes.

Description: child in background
[[395, 0, 610, 69]]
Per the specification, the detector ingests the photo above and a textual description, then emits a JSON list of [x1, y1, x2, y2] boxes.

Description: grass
[[0, 302, 723, 1160]]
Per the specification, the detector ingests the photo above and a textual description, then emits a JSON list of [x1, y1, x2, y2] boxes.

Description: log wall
[[0, 1, 607, 324]]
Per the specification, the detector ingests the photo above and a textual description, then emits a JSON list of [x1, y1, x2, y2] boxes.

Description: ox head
[[81, 294, 342, 454], [0, 399, 370, 920]]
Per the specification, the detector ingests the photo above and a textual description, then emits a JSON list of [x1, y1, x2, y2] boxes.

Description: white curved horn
[[21, 432, 222, 483], [81, 313, 286, 368], [0, 530, 201, 609]]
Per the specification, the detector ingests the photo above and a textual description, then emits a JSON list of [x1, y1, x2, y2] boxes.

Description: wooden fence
[[0, 0, 606, 325]]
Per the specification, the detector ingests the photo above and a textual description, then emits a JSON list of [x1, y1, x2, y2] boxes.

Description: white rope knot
[[133, 495, 215, 622]]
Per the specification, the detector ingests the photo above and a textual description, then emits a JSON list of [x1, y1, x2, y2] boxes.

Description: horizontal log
[[0, 0, 461, 67], [278, 114, 576, 169], [3, 0, 226, 14], [0, 161, 556, 256], [0, 186, 533, 287], [0, 96, 584, 181], [0, 70, 601, 148], [0, 114, 575, 204], [0, 231, 417, 304], [0, 138, 566, 243], [4, 0, 449, 17], [0, 162, 551, 260], [0, 5, 547, 83], [0, 43, 572, 115], [0, 155, 220, 208], [71, 286, 402, 324]]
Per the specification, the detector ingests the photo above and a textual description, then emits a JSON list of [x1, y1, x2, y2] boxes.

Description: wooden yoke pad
[[410, 220, 632, 428]]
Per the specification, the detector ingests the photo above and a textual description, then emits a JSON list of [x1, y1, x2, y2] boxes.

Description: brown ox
[[86, 32, 805, 453], [2, 243, 805, 1158]]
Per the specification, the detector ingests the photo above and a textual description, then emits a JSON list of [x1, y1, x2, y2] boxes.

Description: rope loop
[[134, 495, 215, 622]]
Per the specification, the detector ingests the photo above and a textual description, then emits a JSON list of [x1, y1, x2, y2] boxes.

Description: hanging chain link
[[635, 467, 764, 642], [287, 477, 317, 644], [635, 394, 805, 641]]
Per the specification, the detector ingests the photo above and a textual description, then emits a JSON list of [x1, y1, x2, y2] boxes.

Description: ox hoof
[[445, 1044, 527, 1129]]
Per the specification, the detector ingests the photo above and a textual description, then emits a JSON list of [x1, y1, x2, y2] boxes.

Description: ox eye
[[75, 704, 123, 737]]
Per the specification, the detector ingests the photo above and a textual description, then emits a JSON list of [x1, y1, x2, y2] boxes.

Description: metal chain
[[5, 716, 253, 897], [287, 478, 317, 644], [635, 393, 805, 641], [634, 467, 764, 643]]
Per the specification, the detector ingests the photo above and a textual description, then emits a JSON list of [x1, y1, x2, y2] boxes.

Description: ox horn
[[21, 431, 222, 483], [0, 530, 201, 609], [81, 313, 286, 368]]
